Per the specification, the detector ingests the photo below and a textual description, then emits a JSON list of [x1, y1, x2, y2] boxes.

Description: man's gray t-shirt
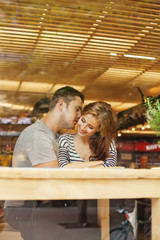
[[5, 119, 58, 207], [12, 119, 59, 167]]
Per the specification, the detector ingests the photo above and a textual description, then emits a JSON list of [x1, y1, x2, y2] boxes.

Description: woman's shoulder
[[58, 133, 74, 144]]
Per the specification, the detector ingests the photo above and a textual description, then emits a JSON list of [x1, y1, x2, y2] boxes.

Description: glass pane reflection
[[0, 199, 144, 240]]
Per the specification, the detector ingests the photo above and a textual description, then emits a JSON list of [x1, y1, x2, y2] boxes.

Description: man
[[4, 86, 84, 240], [12, 86, 84, 168]]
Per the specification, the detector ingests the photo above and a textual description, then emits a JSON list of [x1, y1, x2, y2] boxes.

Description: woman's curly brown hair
[[82, 101, 117, 161]]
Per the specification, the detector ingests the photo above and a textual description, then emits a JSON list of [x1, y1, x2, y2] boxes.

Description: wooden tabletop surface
[[1, 167, 160, 179]]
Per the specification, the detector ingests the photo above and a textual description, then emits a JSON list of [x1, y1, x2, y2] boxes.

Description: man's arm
[[28, 130, 59, 168], [34, 160, 59, 168]]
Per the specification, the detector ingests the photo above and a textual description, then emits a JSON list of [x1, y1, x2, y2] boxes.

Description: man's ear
[[57, 99, 64, 112]]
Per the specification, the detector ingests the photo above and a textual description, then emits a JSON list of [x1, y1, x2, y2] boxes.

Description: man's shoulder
[[17, 121, 46, 142], [19, 121, 38, 135]]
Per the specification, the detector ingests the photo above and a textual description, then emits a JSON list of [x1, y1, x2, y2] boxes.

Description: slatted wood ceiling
[[0, 0, 159, 117]]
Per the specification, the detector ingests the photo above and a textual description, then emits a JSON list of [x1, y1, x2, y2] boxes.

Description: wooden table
[[0, 167, 160, 240]]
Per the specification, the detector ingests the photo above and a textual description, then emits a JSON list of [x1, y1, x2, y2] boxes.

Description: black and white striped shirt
[[58, 134, 117, 168]]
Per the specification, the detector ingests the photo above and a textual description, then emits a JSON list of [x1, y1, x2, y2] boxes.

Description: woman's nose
[[81, 123, 87, 130]]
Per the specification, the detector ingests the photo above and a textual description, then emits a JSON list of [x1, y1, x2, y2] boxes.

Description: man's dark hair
[[49, 86, 84, 110]]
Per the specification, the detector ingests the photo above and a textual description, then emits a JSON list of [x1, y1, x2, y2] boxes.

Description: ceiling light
[[113, 102, 138, 111], [138, 33, 145, 36], [124, 54, 155, 60], [0, 80, 19, 91], [110, 53, 117, 56], [19, 82, 53, 93], [146, 26, 153, 29], [142, 30, 149, 32], [88, 31, 93, 34], [0, 103, 12, 107], [12, 105, 25, 110], [0, 102, 30, 110], [28, 107, 33, 111], [132, 127, 135, 131], [141, 126, 145, 130], [150, 22, 157, 25], [134, 37, 141, 40], [118, 132, 121, 137]]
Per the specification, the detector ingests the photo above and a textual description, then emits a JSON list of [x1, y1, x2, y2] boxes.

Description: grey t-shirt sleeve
[[26, 130, 58, 166]]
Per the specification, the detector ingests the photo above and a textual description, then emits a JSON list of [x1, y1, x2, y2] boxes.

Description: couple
[[12, 85, 117, 169], [4, 86, 117, 240]]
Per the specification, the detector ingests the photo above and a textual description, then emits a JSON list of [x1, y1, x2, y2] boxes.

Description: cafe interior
[[0, 0, 160, 240]]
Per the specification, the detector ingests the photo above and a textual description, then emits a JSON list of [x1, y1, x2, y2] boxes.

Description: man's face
[[62, 96, 83, 129]]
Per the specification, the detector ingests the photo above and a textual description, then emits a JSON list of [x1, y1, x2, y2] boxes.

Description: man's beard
[[60, 115, 75, 129]]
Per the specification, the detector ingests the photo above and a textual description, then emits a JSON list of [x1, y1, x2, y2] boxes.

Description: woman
[[58, 101, 117, 168]]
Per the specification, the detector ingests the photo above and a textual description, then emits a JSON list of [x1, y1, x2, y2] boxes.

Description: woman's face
[[77, 113, 100, 137]]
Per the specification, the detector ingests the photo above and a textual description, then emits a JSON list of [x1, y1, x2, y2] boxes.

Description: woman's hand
[[63, 160, 104, 168], [92, 165, 105, 168], [89, 161, 104, 168]]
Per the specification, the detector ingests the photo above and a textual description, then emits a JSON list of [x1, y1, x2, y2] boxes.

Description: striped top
[[58, 134, 117, 168]]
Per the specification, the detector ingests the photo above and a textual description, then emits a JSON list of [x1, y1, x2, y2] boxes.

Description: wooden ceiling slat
[[110, 6, 160, 18], [88, 42, 132, 49], [128, 0, 160, 8], [0, 33, 37, 40], [1, 14, 101, 26]]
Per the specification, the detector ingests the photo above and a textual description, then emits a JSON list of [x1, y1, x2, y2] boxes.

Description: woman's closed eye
[[81, 117, 95, 129], [81, 117, 85, 123]]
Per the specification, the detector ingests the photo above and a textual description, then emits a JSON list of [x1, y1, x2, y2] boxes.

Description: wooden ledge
[[1, 167, 160, 180]]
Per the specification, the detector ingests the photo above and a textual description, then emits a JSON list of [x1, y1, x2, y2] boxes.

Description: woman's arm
[[104, 140, 117, 167], [58, 135, 71, 167], [63, 160, 104, 168]]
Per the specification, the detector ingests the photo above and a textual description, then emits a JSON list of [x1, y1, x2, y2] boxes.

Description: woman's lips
[[78, 127, 85, 135]]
